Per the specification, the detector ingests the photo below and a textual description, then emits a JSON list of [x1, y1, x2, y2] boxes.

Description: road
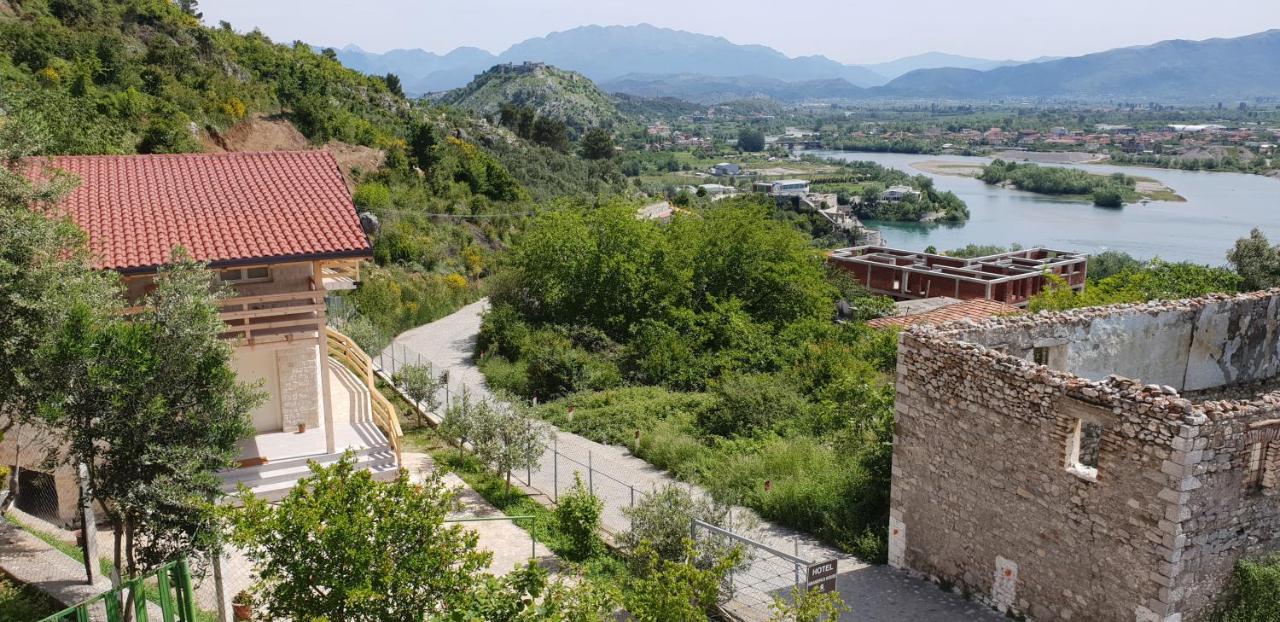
[[387, 299, 1003, 621]]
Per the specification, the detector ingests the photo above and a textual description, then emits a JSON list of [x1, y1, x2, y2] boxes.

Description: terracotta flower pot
[[232, 602, 252, 621], [296, 422, 306, 434]]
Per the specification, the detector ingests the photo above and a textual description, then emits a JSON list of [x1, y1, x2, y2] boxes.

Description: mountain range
[[335, 25, 1280, 104], [333, 24, 1033, 95]]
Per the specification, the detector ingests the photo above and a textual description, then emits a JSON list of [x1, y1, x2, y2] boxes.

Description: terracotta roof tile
[[867, 299, 1021, 329], [28, 151, 372, 272]]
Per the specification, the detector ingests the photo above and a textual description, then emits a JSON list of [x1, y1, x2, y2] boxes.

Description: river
[[805, 150, 1280, 264]]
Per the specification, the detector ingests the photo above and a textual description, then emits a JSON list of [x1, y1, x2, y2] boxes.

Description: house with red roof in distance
[[2, 151, 402, 524]]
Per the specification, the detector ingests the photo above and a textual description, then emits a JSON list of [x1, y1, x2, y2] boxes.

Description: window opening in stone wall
[[1066, 418, 1102, 481], [1244, 427, 1274, 491], [1033, 347, 1049, 366]]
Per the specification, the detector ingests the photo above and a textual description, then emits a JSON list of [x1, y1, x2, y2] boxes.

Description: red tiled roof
[[867, 299, 1020, 329], [29, 151, 371, 273]]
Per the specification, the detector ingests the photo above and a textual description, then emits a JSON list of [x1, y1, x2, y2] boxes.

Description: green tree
[[579, 128, 615, 160], [439, 392, 549, 492], [384, 73, 404, 97], [532, 117, 570, 152], [737, 127, 765, 152], [623, 541, 738, 622], [555, 473, 602, 560], [393, 362, 443, 427], [1227, 228, 1280, 291], [621, 484, 739, 567], [230, 454, 501, 622], [42, 255, 263, 576], [0, 123, 116, 442]]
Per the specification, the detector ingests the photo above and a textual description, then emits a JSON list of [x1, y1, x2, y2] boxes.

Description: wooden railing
[[124, 290, 326, 345], [326, 326, 404, 466], [219, 290, 326, 344]]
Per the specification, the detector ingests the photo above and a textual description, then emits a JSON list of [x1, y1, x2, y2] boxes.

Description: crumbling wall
[[951, 293, 1280, 392], [892, 328, 1199, 621], [1176, 397, 1280, 616]]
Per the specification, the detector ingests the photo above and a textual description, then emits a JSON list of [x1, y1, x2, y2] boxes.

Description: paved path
[[388, 300, 1004, 621]]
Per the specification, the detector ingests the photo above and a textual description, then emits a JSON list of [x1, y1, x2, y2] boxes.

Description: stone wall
[[892, 290, 1280, 621], [275, 344, 322, 430], [1176, 396, 1280, 615], [893, 329, 1193, 621]]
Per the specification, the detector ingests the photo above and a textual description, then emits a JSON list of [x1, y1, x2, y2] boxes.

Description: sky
[[198, 0, 1280, 64]]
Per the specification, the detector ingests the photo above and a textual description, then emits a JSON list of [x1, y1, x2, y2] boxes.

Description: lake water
[[806, 150, 1280, 264]]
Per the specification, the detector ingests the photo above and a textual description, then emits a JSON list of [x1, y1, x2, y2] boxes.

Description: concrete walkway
[[0, 515, 109, 609], [387, 300, 1005, 621], [402, 451, 555, 575]]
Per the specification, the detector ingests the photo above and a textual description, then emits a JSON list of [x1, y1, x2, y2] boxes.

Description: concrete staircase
[[219, 440, 399, 502], [219, 360, 400, 502]]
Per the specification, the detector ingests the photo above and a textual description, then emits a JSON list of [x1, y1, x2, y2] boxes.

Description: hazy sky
[[199, 0, 1280, 64]]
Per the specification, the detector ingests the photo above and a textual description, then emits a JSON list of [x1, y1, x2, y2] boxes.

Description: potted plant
[[232, 589, 254, 621], [296, 421, 306, 434]]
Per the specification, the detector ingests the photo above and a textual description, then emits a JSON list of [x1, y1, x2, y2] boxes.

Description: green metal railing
[[38, 559, 198, 622]]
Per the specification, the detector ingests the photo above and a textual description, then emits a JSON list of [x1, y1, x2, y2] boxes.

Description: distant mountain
[[332, 24, 884, 93], [496, 24, 884, 87], [601, 73, 865, 104], [879, 30, 1280, 101], [333, 45, 497, 94], [438, 63, 622, 132], [861, 52, 1026, 81]]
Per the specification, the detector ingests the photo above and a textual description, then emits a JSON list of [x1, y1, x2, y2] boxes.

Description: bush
[[698, 373, 808, 438], [540, 387, 717, 446], [621, 484, 734, 567], [1091, 185, 1125, 208], [478, 355, 530, 398], [523, 331, 621, 400], [634, 416, 712, 480], [353, 182, 392, 209], [1219, 555, 1280, 621], [555, 473, 603, 560], [476, 303, 530, 360]]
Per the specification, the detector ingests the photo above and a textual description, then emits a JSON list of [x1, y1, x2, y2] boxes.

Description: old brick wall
[[892, 329, 1196, 621]]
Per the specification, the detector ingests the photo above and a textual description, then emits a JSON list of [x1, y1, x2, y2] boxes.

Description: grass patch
[[0, 571, 63, 621]]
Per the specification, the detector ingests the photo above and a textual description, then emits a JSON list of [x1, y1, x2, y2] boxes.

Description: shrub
[[1091, 185, 1125, 208], [477, 303, 530, 360], [699, 373, 808, 438], [539, 387, 717, 446], [478, 355, 530, 398], [634, 416, 712, 480], [623, 541, 738, 622], [523, 331, 621, 400], [621, 484, 734, 566], [1219, 555, 1280, 621], [353, 182, 392, 209], [555, 473, 603, 560]]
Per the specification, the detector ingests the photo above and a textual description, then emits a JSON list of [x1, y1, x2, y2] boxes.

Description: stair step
[[219, 449, 397, 492]]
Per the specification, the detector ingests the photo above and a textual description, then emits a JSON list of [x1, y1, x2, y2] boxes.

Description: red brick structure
[[828, 246, 1087, 307]]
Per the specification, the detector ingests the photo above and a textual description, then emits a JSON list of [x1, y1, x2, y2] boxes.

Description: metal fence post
[[553, 438, 559, 503], [588, 451, 594, 495], [630, 485, 635, 508]]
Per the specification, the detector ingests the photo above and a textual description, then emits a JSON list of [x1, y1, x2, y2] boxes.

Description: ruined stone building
[[890, 291, 1280, 621]]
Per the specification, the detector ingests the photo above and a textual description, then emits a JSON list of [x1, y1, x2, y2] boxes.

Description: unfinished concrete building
[[890, 291, 1280, 621], [829, 246, 1087, 307]]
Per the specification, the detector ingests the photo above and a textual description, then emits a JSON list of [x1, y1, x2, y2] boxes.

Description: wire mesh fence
[[692, 518, 812, 618]]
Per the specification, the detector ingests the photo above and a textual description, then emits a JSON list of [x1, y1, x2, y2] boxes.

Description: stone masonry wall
[[892, 290, 1280, 621], [893, 329, 1196, 621], [1176, 396, 1280, 616], [275, 344, 321, 429]]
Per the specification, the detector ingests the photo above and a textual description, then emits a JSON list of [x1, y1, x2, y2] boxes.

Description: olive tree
[[439, 391, 550, 492], [393, 362, 443, 427]]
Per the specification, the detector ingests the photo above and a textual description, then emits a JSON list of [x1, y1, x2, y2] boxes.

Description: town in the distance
[[2, 1, 1280, 621]]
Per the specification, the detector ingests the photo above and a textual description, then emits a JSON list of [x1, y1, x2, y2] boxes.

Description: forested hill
[[439, 62, 623, 134], [0, 0, 414, 155]]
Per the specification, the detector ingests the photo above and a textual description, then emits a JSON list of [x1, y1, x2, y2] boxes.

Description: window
[[1031, 343, 1067, 370], [1065, 418, 1103, 481], [218, 266, 271, 284], [1244, 424, 1280, 493]]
